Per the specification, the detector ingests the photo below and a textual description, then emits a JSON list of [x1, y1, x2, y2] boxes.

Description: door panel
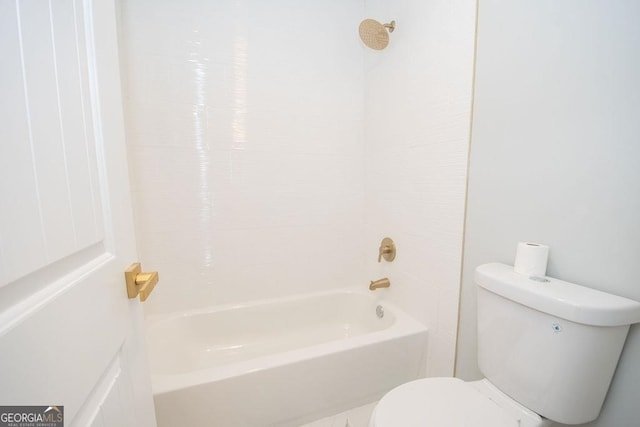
[[1, 0, 104, 286], [0, 0, 48, 281], [0, 0, 155, 425]]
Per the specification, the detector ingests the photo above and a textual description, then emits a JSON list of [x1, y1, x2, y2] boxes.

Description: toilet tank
[[475, 263, 640, 425]]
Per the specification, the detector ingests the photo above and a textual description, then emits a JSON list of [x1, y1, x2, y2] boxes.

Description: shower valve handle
[[377, 237, 396, 263]]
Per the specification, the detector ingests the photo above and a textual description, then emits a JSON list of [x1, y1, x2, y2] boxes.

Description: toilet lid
[[371, 378, 520, 427]]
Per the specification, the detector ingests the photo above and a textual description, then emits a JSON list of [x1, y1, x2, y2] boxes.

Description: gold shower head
[[358, 19, 396, 50]]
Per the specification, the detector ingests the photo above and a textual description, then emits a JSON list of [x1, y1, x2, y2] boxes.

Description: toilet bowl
[[369, 378, 552, 427], [370, 263, 640, 426]]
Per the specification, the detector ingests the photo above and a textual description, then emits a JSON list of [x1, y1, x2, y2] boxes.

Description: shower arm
[[384, 21, 396, 33]]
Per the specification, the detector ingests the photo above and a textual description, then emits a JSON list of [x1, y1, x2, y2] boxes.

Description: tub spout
[[369, 277, 391, 290]]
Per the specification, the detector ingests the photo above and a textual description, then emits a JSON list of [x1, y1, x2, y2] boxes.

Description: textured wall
[[363, 0, 476, 376], [457, 1, 640, 426], [118, 0, 477, 377], [118, 0, 367, 314]]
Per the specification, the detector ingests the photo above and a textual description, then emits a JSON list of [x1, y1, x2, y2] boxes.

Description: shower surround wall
[[118, 0, 366, 314], [363, 0, 476, 376], [118, 0, 476, 377]]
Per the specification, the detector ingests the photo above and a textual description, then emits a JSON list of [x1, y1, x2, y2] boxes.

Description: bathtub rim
[[145, 287, 428, 395]]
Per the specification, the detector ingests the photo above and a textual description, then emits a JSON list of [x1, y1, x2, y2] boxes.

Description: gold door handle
[[125, 263, 159, 302]]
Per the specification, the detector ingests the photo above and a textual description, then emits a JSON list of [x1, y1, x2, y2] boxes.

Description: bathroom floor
[[299, 402, 377, 427]]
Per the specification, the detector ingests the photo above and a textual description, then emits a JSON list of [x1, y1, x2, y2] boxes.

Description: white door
[[0, 0, 156, 426]]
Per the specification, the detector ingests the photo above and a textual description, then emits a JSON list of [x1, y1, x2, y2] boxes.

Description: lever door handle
[[125, 263, 159, 302]]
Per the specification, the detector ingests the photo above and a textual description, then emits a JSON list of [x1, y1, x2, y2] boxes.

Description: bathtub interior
[[146, 290, 396, 375]]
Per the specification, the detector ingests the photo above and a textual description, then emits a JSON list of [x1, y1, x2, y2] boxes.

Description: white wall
[[117, 0, 367, 314], [457, 1, 640, 426], [363, 0, 476, 376]]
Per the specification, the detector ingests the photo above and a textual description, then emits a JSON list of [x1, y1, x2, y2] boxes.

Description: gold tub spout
[[369, 277, 391, 290]]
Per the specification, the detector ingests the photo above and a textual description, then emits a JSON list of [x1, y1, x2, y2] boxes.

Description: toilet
[[370, 263, 640, 427]]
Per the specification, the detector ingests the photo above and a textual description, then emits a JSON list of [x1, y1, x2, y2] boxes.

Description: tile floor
[[299, 402, 377, 427]]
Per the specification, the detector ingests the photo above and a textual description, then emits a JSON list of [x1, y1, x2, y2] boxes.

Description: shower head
[[358, 19, 396, 50]]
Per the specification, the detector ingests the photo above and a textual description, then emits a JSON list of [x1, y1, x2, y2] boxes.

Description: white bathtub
[[147, 289, 428, 427]]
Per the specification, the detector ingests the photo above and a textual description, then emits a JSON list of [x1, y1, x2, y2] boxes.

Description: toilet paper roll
[[514, 242, 549, 277]]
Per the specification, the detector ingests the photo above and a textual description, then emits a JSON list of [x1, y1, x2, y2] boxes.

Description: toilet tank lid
[[475, 263, 640, 327]]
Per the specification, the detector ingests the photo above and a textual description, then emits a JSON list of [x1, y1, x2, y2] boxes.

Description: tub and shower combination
[[146, 289, 428, 426]]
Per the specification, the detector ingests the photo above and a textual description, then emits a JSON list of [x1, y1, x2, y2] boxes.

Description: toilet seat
[[370, 378, 548, 427]]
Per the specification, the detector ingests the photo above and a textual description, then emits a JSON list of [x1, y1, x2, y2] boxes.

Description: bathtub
[[147, 289, 428, 427]]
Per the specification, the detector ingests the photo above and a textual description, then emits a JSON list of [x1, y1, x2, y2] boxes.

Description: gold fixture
[[384, 21, 396, 33], [359, 19, 396, 50], [125, 263, 159, 302], [369, 277, 391, 290], [378, 237, 396, 262]]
